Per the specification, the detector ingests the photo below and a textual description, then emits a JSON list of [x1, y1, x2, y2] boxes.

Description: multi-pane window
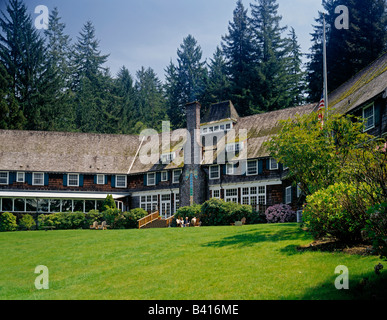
[[363, 104, 375, 131], [285, 186, 292, 204], [97, 174, 105, 185], [17, 172, 25, 183], [226, 163, 234, 175], [212, 189, 221, 199], [241, 186, 266, 206], [209, 165, 220, 179], [140, 195, 158, 212], [116, 175, 127, 188], [161, 152, 175, 164], [147, 173, 156, 186], [225, 188, 238, 203], [0, 172, 9, 185], [247, 160, 258, 175], [270, 158, 279, 170], [173, 170, 182, 183], [161, 171, 168, 181], [68, 174, 79, 187], [33, 172, 44, 186]]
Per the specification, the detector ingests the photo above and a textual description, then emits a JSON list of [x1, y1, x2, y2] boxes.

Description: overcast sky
[[1, 0, 324, 81]]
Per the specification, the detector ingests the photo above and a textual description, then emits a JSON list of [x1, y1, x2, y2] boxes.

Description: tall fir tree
[[204, 46, 231, 107], [250, 0, 292, 113], [307, 0, 387, 102], [134, 66, 167, 133], [165, 35, 207, 129], [0, 0, 46, 130], [222, 0, 256, 116]]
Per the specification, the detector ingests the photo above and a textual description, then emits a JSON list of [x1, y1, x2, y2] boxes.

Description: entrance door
[[160, 194, 171, 218]]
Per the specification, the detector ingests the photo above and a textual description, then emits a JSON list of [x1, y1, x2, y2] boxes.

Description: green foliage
[[303, 182, 375, 242], [265, 111, 371, 196], [363, 203, 387, 260], [175, 204, 202, 220], [18, 214, 36, 231], [102, 195, 116, 210], [123, 208, 148, 229], [0, 212, 18, 232], [200, 198, 252, 226], [38, 212, 86, 230], [84, 210, 103, 226], [102, 208, 123, 229]]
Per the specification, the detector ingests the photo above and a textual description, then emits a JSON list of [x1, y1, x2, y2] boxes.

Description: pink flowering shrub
[[265, 204, 296, 224]]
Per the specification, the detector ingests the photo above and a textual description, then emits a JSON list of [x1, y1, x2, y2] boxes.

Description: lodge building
[[0, 52, 386, 218]]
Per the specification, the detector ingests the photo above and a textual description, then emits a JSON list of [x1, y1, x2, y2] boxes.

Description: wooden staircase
[[137, 211, 174, 229]]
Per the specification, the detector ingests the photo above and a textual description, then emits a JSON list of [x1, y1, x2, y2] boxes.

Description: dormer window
[[226, 142, 243, 153], [161, 152, 175, 164]]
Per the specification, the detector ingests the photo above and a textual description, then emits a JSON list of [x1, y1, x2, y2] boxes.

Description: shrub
[[123, 208, 148, 229], [102, 207, 124, 229], [19, 214, 36, 230], [265, 204, 296, 224], [0, 212, 18, 232], [363, 203, 387, 259], [303, 182, 374, 242], [85, 210, 103, 227], [102, 194, 116, 210], [200, 199, 252, 226]]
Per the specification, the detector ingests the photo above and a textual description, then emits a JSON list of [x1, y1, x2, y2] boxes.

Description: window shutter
[[63, 174, 67, 187], [241, 161, 247, 176], [266, 159, 270, 170], [79, 175, 84, 187], [223, 164, 227, 175], [279, 163, 283, 173], [94, 175, 97, 184], [143, 174, 147, 186], [9, 172, 16, 185], [44, 173, 49, 186], [156, 172, 161, 185], [26, 173, 32, 185], [111, 175, 116, 188], [258, 160, 263, 175], [105, 175, 108, 185], [375, 103, 381, 125]]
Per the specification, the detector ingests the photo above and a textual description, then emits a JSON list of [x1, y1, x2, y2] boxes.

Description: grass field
[[0, 223, 385, 300]]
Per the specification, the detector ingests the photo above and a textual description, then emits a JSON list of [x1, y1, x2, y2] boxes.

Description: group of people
[[176, 216, 197, 227]]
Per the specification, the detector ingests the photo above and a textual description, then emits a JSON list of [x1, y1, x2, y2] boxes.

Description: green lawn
[[0, 223, 385, 300]]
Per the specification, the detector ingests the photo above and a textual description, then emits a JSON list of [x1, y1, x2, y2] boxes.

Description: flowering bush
[[265, 204, 296, 224]]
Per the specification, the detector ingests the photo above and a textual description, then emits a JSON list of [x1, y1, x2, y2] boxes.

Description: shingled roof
[[201, 101, 239, 125], [328, 52, 387, 115]]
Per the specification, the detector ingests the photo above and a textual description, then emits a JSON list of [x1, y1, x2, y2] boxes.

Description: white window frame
[[209, 165, 220, 180], [140, 194, 158, 212], [161, 152, 175, 164], [0, 171, 9, 185], [226, 163, 234, 175], [363, 103, 375, 132], [147, 173, 156, 186], [33, 172, 45, 186], [225, 188, 238, 203], [96, 174, 105, 185], [212, 189, 221, 199], [270, 158, 279, 170], [173, 170, 182, 184], [161, 171, 168, 182], [241, 186, 266, 206], [247, 160, 258, 176], [67, 173, 79, 187], [285, 186, 292, 204], [116, 175, 127, 188], [16, 172, 25, 183]]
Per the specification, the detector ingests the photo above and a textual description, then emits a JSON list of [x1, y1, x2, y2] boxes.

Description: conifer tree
[[222, 0, 256, 116], [250, 0, 291, 112]]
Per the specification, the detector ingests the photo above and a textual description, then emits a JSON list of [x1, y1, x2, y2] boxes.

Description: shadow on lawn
[[202, 224, 310, 248], [286, 269, 387, 300]]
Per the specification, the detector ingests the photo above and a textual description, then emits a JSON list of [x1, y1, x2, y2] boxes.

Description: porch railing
[[138, 211, 159, 229]]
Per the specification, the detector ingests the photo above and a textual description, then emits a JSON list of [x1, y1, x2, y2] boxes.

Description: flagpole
[[323, 13, 329, 120]]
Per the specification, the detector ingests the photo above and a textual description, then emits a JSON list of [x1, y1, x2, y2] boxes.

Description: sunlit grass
[[0, 223, 385, 300]]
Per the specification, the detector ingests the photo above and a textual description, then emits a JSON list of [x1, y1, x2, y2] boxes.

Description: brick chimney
[[179, 101, 206, 207]]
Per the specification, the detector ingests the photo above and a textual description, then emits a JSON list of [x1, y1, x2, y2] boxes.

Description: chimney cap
[[185, 101, 201, 107]]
